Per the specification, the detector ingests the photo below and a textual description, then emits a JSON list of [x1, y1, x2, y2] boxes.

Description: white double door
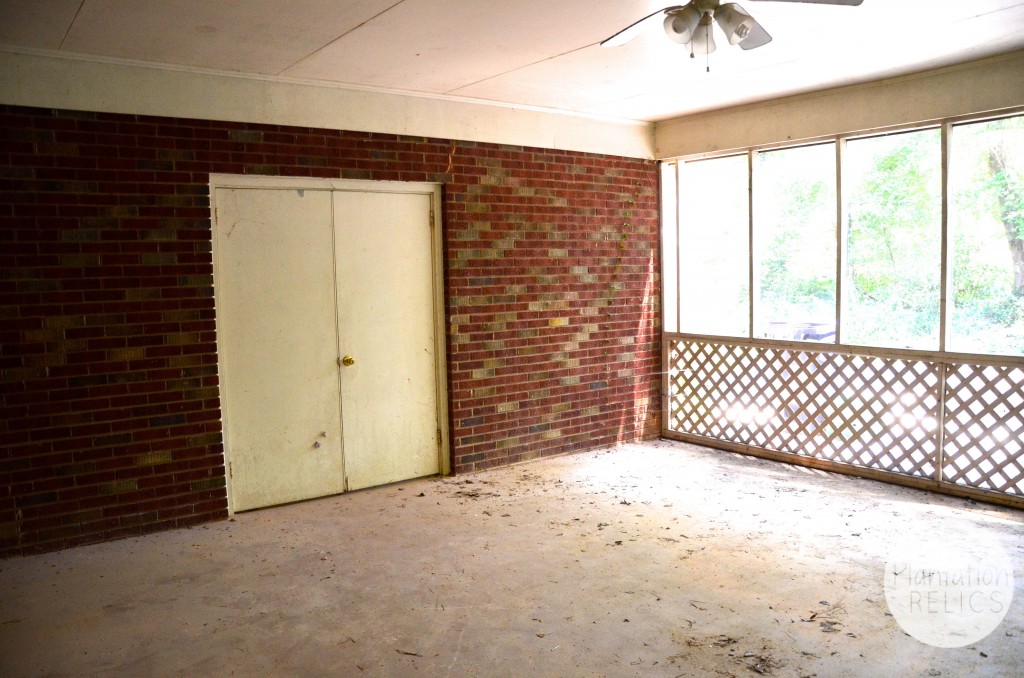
[[213, 180, 444, 512]]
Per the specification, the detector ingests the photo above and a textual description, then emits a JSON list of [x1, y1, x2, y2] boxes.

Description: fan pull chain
[[688, 15, 711, 73], [688, 14, 712, 73], [704, 20, 711, 73]]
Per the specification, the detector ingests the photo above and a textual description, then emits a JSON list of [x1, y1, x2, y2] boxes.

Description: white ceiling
[[1, 0, 1023, 123]]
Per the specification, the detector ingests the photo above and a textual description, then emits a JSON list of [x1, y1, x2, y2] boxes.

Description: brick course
[[0, 105, 661, 556]]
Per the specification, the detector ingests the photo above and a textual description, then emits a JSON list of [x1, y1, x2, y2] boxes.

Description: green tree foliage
[[845, 130, 941, 348], [710, 114, 1024, 355], [985, 143, 1024, 296], [756, 144, 836, 327], [951, 115, 1024, 354], [761, 181, 833, 300]]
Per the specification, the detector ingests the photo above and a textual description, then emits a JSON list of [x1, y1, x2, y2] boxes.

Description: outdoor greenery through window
[[661, 111, 1024, 358], [950, 116, 1024, 355], [844, 129, 942, 350], [755, 143, 836, 342]]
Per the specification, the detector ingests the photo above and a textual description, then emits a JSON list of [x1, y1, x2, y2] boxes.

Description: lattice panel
[[668, 339, 940, 479], [943, 364, 1024, 495]]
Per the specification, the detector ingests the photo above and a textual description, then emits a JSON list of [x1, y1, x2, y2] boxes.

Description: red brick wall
[[0, 105, 661, 556]]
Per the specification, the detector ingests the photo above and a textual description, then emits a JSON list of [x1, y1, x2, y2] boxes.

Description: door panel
[[334, 191, 440, 490], [215, 188, 345, 511]]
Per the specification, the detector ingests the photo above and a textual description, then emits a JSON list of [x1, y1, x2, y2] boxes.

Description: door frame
[[209, 174, 451, 512]]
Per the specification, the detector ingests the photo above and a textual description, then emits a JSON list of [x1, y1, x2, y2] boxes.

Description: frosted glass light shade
[[690, 16, 717, 55], [663, 6, 701, 44], [716, 3, 757, 45]]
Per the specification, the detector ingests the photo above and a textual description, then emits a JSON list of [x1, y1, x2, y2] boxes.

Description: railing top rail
[[664, 332, 1024, 369]]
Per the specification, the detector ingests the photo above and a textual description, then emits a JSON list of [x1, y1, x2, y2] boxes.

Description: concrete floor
[[1, 440, 1022, 677]]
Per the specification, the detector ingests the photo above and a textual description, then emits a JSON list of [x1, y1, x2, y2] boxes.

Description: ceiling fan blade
[[738, 21, 772, 50], [748, 0, 863, 5], [601, 5, 685, 47]]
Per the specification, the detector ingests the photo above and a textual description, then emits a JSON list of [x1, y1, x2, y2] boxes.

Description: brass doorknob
[[341, 355, 355, 367]]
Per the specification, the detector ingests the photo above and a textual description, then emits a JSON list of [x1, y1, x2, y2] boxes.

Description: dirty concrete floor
[[2, 440, 1022, 677]]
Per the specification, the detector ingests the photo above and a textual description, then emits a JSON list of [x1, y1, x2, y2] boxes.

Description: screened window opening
[[676, 155, 749, 337], [662, 111, 1024, 358], [949, 116, 1024, 356], [844, 129, 942, 350], [754, 143, 837, 342]]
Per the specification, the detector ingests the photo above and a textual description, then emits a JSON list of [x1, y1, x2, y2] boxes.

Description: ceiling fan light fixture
[[690, 12, 717, 55], [715, 3, 758, 45], [663, 5, 702, 44]]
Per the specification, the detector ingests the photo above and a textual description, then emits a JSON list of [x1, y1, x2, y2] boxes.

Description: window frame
[[661, 107, 1024, 358]]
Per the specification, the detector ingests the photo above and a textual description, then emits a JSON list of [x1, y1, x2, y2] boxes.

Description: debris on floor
[[1, 441, 1022, 678]]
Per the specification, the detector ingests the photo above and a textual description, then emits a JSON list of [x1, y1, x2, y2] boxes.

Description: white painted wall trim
[[0, 48, 655, 159], [655, 50, 1024, 160]]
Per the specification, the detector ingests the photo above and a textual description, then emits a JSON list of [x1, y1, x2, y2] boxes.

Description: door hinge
[[228, 461, 233, 479], [429, 210, 435, 229], [436, 428, 443, 447]]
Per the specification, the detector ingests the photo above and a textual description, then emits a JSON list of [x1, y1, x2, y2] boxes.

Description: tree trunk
[[987, 145, 1024, 297]]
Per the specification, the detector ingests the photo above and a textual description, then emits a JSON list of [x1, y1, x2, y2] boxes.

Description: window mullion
[[939, 121, 952, 353], [748, 150, 756, 339], [836, 138, 847, 346], [675, 161, 683, 332]]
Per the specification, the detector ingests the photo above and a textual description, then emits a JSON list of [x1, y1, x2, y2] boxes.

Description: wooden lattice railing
[[664, 336, 1024, 506]]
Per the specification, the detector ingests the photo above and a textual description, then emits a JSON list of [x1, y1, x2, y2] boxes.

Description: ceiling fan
[[602, 0, 863, 58]]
